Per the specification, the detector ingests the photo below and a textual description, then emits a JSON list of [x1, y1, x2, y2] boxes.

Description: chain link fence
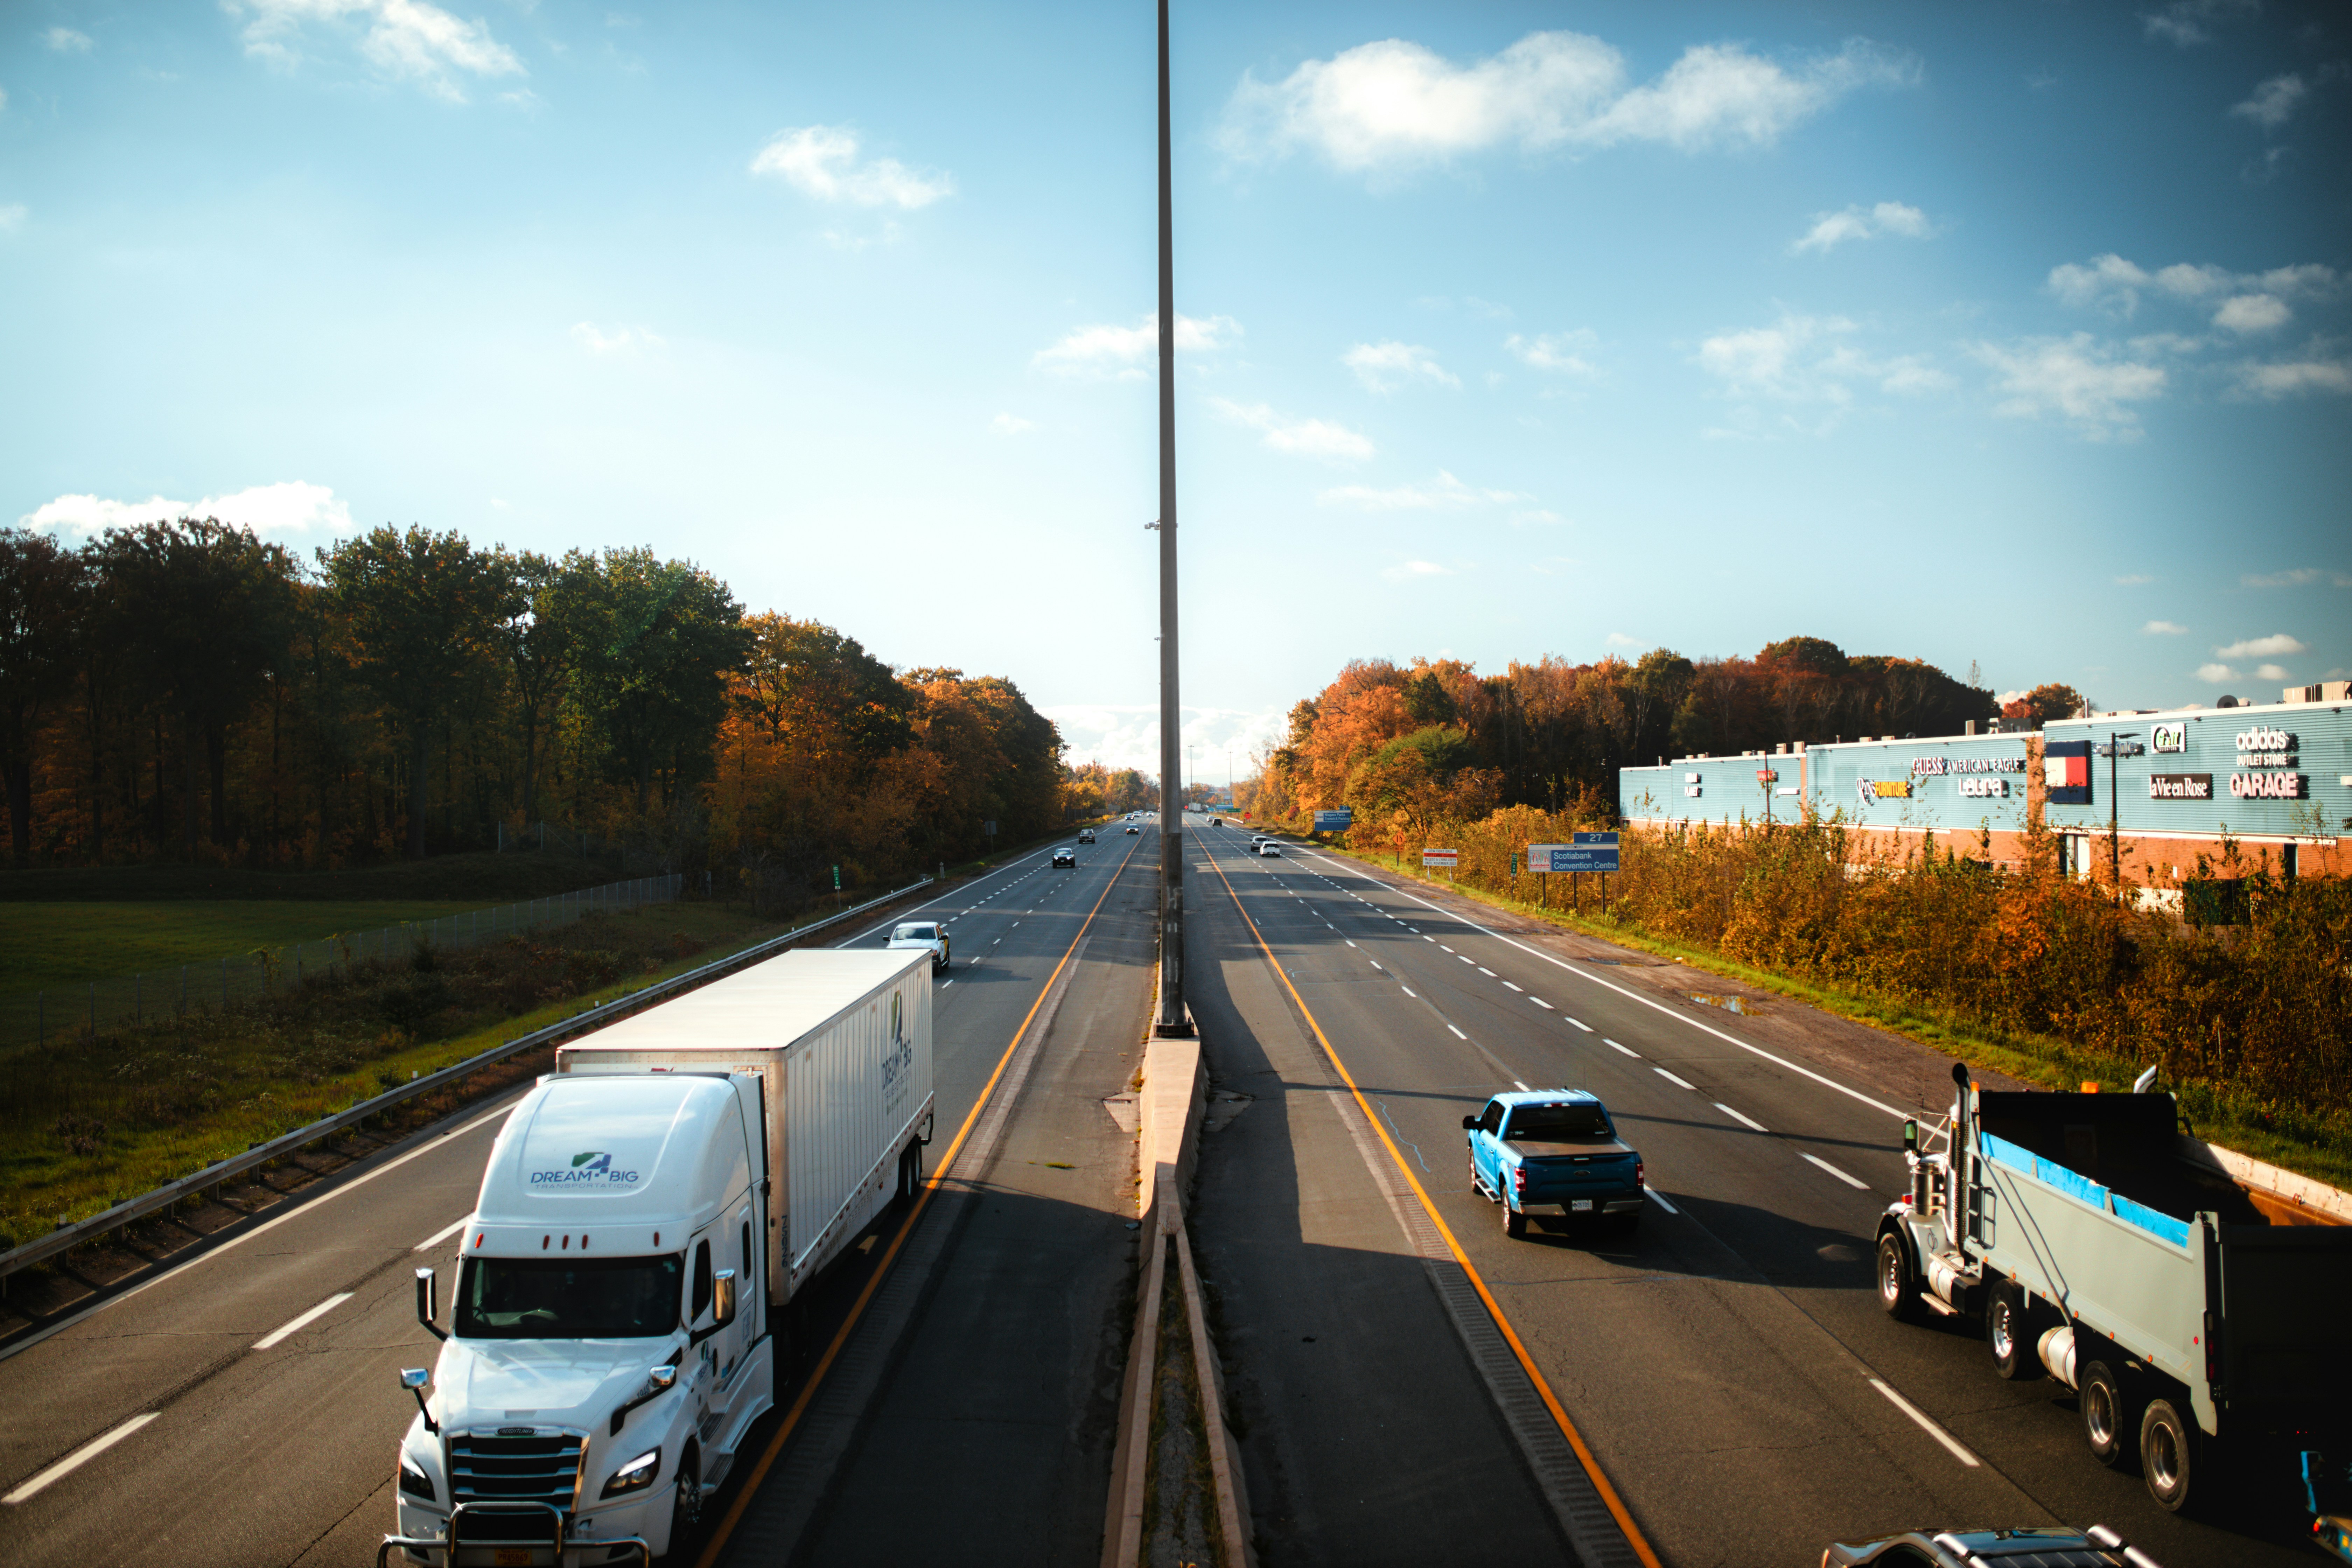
[[0, 873, 683, 1051]]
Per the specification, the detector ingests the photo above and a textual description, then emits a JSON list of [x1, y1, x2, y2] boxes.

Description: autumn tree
[[2004, 683, 2087, 728]]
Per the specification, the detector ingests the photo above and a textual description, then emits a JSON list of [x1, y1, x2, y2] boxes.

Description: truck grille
[[448, 1429, 584, 1518]]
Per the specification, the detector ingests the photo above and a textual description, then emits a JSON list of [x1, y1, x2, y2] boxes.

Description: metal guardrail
[[0, 875, 937, 1284]]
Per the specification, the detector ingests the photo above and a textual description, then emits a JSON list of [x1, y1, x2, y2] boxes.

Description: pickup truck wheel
[[1876, 1232, 1921, 1323], [1987, 1282, 2034, 1379], [2080, 1360, 2132, 1469], [1502, 1202, 1526, 1239], [2140, 1398, 2195, 1512]]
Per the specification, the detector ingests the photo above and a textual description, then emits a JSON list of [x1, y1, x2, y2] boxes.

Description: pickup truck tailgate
[[1517, 1145, 1638, 1203]]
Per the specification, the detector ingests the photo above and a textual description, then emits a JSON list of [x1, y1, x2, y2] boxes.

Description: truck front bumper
[[387, 1499, 654, 1568]]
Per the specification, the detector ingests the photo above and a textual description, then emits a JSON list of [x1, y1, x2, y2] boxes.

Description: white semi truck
[[383, 947, 935, 1567], [1876, 1063, 2352, 1518]]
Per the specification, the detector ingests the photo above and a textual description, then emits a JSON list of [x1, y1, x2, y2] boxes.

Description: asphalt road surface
[[1183, 824, 2314, 1568]]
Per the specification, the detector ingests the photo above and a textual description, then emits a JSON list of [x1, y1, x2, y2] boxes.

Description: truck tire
[[1987, 1282, 2035, 1380], [1503, 1201, 1526, 1239], [661, 1444, 702, 1566], [1876, 1232, 1921, 1323], [2080, 1360, 2132, 1469], [2140, 1398, 2195, 1512]]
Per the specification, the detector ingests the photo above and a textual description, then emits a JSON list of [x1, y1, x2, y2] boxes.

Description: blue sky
[[3, 1, 2346, 779]]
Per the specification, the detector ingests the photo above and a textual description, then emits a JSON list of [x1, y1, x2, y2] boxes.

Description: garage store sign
[[2229, 726, 2303, 797], [2231, 771, 2305, 799]]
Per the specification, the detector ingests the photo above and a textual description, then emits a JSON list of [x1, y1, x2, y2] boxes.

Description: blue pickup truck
[[1463, 1090, 1645, 1239]]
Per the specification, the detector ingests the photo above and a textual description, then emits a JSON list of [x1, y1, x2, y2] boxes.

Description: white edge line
[[253, 1291, 355, 1350], [1294, 850, 1911, 1121], [1655, 1068, 1695, 1090], [1714, 1102, 1768, 1132], [1803, 1153, 1872, 1190], [2, 1412, 161, 1505], [1869, 1378, 1982, 1466], [413, 1216, 470, 1252], [1646, 1189, 1680, 1215]]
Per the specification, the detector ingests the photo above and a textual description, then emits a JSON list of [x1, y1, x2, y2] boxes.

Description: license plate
[[493, 1551, 532, 1567], [1571, 1199, 1594, 1212]]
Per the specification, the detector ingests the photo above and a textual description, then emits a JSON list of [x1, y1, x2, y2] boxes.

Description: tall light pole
[[2106, 726, 2138, 903], [1153, 0, 1189, 1037]]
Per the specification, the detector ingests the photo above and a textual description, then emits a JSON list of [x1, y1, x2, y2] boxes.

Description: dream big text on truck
[[386, 948, 936, 1568]]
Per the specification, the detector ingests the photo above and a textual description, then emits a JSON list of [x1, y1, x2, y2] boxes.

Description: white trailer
[[385, 947, 934, 1568], [1876, 1063, 2352, 1517]]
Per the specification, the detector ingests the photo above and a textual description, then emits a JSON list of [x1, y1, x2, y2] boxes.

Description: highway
[[0, 830, 1160, 1568], [1182, 822, 2312, 1567], [0, 814, 2322, 1567]]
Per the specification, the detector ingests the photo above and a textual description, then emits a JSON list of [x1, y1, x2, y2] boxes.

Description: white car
[[1257, 841, 1283, 857], [887, 921, 951, 972]]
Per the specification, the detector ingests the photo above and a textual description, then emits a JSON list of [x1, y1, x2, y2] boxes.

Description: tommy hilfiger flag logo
[[2044, 740, 2091, 804]]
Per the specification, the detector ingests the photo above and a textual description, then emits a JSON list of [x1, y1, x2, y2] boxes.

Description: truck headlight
[[398, 1453, 436, 1503], [600, 1447, 662, 1498]]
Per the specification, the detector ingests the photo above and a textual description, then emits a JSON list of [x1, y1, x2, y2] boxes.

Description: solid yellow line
[[695, 837, 1145, 1567], [1200, 842, 1666, 1568]]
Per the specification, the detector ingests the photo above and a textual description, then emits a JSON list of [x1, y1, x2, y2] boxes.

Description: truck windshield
[[1505, 1104, 1612, 1140], [455, 1255, 682, 1339]]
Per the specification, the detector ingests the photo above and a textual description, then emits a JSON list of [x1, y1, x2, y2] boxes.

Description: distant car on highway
[[1465, 1090, 1643, 1239], [1819, 1524, 2142, 1567], [1052, 848, 1076, 867], [1125, 824, 1140, 834], [887, 921, 951, 972], [1209, 817, 1220, 827], [1256, 841, 1282, 857], [1078, 827, 1096, 843]]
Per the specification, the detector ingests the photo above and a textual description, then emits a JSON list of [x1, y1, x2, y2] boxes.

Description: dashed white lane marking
[[2, 1412, 161, 1506], [414, 1216, 469, 1252], [1512, 1078, 1531, 1091], [1401, 986, 1416, 997], [1654, 1068, 1696, 1091], [1804, 1153, 1871, 1190], [1714, 1102, 1768, 1133], [1869, 1378, 1982, 1467], [1457, 955, 1475, 966], [1646, 1189, 1680, 1216], [1439, 945, 1455, 953], [1370, 961, 1385, 972], [1447, 1024, 1468, 1040], [941, 979, 955, 988], [1477, 966, 1497, 976], [1422, 936, 1435, 943], [1605, 1039, 1639, 1058], [1531, 997, 1553, 1009], [1564, 1017, 1593, 1033], [1346, 940, 1358, 947], [1502, 981, 1523, 992], [253, 1292, 354, 1350]]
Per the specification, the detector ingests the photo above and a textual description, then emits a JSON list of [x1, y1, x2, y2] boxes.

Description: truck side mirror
[[649, 1365, 678, 1391], [712, 1268, 737, 1329], [415, 1268, 447, 1342], [1462, 1115, 1478, 1130], [399, 1367, 439, 1435]]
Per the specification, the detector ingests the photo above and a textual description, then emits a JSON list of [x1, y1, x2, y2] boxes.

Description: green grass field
[[0, 901, 483, 1001]]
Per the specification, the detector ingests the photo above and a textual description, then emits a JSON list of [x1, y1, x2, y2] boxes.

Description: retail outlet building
[[1618, 692, 2349, 886]]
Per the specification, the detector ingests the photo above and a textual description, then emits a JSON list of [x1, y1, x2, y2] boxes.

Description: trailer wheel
[[1503, 1201, 1526, 1239], [1876, 1232, 1920, 1323], [2081, 1360, 2132, 1469], [2140, 1398, 2195, 1512], [1987, 1282, 2035, 1379]]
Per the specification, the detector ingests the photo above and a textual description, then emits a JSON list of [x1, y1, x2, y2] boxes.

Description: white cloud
[[1695, 314, 1950, 415], [2233, 351, 2352, 399], [1790, 200, 1930, 254], [2254, 663, 2290, 681], [1317, 470, 1524, 510], [1032, 313, 1241, 377], [2213, 293, 2291, 333], [1505, 330, 1601, 377], [2230, 73, 2308, 130], [2215, 633, 2307, 659], [2194, 663, 2239, 684], [44, 27, 94, 52], [570, 321, 657, 353], [1208, 398, 1375, 462], [991, 413, 1035, 435], [750, 125, 953, 209], [2143, 620, 2188, 635], [1043, 701, 1288, 775], [21, 480, 356, 539], [1605, 631, 1644, 648], [231, 0, 524, 100], [1217, 30, 1914, 173], [2047, 253, 2339, 318], [1971, 334, 2166, 439], [2241, 567, 2352, 588], [2142, 0, 2257, 48], [0, 204, 24, 233], [1342, 341, 1458, 392], [1380, 559, 1454, 582]]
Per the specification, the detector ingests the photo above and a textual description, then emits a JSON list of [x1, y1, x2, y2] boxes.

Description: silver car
[[887, 920, 950, 973]]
